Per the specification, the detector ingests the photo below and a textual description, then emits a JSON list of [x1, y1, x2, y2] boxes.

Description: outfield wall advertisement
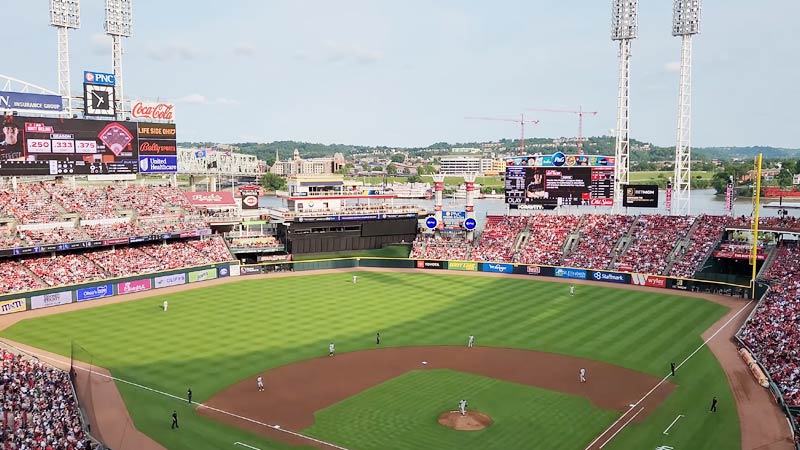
[[188, 268, 217, 283], [240, 266, 262, 275], [590, 271, 629, 284], [416, 260, 443, 269], [0, 298, 26, 315], [554, 267, 587, 280], [481, 263, 513, 274], [118, 279, 152, 295], [154, 273, 186, 289], [447, 261, 477, 271], [31, 291, 72, 309], [76, 284, 114, 301]]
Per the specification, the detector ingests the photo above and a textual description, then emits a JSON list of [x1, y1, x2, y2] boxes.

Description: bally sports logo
[[630, 273, 667, 288]]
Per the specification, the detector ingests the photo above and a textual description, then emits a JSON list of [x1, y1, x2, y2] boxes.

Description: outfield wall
[[0, 261, 239, 316]]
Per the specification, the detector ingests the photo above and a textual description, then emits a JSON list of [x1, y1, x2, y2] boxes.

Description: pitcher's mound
[[438, 411, 493, 430]]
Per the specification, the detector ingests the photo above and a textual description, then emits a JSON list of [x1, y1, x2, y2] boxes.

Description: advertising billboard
[[415, 260, 443, 269], [131, 101, 175, 121], [76, 283, 114, 301], [242, 192, 259, 209], [630, 273, 667, 288], [554, 267, 587, 280], [505, 166, 614, 208], [590, 270, 630, 284], [240, 266, 263, 275], [154, 273, 186, 289], [447, 261, 477, 271], [622, 184, 659, 208], [188, 268, 217, 283], [118, 279, 152, 295], [217, 265, 230, 278], [0, 298, 26, 315], [0, 116, 178, 176], [481, 262, 514, 274], [31, 291, 73, 309], [0, 91, 63, 113]]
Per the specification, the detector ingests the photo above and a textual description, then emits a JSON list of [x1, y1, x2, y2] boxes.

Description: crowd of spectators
[[668, 214, 731, 278], [228, 236, 282, 249], [0, 184, 64, 225], [410, 234, 471, 261], [43, 184, 196, 219], [0, 347, 97, 450], [469, 216, 527, 262], [614, 215, 695, 274], [731, 216, 800, 232], [740, 244, 800, 406], [516, 215, 581, 266], [563, 214, 635, 270], [0, 236, 233, 294]]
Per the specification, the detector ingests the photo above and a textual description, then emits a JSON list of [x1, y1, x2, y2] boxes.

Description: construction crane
[[465, 114, 540, 156], [526, 106, 598, 154]]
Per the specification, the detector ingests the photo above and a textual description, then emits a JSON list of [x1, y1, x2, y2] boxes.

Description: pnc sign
[[84, 71, 116, 86]]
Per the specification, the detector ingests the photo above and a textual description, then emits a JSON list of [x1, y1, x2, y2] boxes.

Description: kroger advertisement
[[481, 262, 514, 274]]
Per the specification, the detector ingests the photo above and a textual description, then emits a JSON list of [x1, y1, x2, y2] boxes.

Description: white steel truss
[[56, 27, 71, 114], [177, 149, 262, 176], [112, 35, 124, 119], [672, 35, 693, 215], [613, 39, 632, 211]]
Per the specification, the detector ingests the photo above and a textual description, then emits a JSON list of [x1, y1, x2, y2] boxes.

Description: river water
[[260, 189, 783, 230]]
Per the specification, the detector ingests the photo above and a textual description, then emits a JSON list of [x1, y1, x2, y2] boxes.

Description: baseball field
[[0, 270, 743, 450]]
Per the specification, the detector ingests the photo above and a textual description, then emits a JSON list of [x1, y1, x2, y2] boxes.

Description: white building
[[439, 156, 494, 175], [270, 149, 345, 176]]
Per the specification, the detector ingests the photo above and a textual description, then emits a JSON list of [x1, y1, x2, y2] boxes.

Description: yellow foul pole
[[750, 153, 762, 298]]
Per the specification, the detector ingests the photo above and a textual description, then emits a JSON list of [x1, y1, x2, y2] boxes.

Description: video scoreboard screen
[[505, 166, 614, 207]]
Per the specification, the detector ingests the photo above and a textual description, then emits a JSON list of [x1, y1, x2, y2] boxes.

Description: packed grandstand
[[0, 181, 799, 446]]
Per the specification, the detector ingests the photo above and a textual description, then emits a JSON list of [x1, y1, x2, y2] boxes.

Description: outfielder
[[468, 335, 475, 348], [353, 275, 357, 284], [329, 342, 335, 357], [579, 367, 586, 383], [570, 285, 574, 297], [458, 399, 467, 416], [163, 300, 168, 312], [257, 376, 264, 392]]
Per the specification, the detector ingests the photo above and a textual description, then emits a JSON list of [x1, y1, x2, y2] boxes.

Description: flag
[[195, 149, 207, 158]]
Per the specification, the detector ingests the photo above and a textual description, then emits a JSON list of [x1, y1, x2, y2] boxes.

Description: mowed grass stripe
[[0, 272, 735, 450]]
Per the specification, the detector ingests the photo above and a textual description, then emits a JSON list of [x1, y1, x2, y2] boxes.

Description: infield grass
[[0, 272, 739, 450]]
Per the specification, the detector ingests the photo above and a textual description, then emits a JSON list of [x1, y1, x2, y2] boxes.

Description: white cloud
[[321, 41, 383, 66], [90, 34, 112, 56], [215, 97, 240, 105], [175, 94, 240, 106], [664, 61, 681, 73], [146, 42, 201, 62], [233, 42, 256, 57]]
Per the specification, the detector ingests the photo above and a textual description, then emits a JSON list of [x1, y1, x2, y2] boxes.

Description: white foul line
[[583, 300, 753, 450], [662, 414, 684, 435], [598, 407, 644, 449], [2, 344, 350, 450], [234, 442, 263, 450]]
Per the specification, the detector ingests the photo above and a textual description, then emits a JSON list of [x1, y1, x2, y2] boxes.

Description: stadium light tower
[[671, 0, 701, 216], [50, 0, 80, 114], [610, 0, 638, 212], [104, 0, 132, 120]]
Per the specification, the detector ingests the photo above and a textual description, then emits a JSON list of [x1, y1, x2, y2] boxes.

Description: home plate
[[422, 361, 428, 365]]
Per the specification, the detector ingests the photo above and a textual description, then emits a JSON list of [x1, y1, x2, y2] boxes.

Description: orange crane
[[465, 114, 540, 156], [526, 106, 598, 154]]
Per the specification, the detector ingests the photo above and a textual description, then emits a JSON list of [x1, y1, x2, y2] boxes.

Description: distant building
[[270, 149, 345, 176], [439, 156, 494, 175]]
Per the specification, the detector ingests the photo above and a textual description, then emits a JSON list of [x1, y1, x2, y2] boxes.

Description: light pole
[[104, 0, 132, 120], [671, 0, 702, 216], [50, 0, 80, 115]]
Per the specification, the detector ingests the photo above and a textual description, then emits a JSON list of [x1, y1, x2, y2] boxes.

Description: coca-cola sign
[[131, 101, 175, 121]]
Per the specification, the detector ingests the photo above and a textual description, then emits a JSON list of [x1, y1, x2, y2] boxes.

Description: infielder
[[257, 376, 264, 392], [329, 342, 335, 357], [570, 285, 575, 297], [579, 367, 586, 383], [468, 335, 474, 348], [458, 399, 467, 416], [163, 300, 168, 312]]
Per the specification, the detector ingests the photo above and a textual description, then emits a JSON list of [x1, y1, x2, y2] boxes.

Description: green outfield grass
[[0, 272, 740, 450]]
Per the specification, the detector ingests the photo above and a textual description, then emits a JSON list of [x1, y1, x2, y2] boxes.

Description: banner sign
[[154, 273, 186, 289], [217, 265, 230, 278], [31, 291, 72, 309], [622, 184, 659, 208], [84, 71, 116, 86], [447, 261, 477, 271], [188, 268, 217, 283], [665, 180, 673, 211], [0, 298, 26, 315], [76, 283, 114, 301], [138, 155, 178, 173], [554, 267, 587, 280], [442, 211, 466, 220], [184, 192, 236, 207], [0, 91, 63, 113], [590, 270, 629, 284], [630, 273, 667, 288], [415, 260, 443, 269], [118, 279, 152, 295], [240, 266, 262, 275], [481, 262, 514, 274], [713, 250, 766, 261], [505, 154, 615, 168], [131, 101, 175, 121], [242, 193, 259, 209], [725, 181, 734, 211], [229, 264, 241, 277]]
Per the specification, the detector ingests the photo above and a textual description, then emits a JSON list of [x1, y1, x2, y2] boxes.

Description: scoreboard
[[505, 153, 616, 208]]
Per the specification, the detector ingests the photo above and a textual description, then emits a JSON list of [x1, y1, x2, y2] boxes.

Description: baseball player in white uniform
[[459, 399, 467, 416], [579, 367, 586, 383], [257, 376, 264, 392], [353, 275, 357, 284], [468, 335, 475, 348], [570, 285, 575, 296], [163, 300, 168, 312], [329, 342, 335, 357]]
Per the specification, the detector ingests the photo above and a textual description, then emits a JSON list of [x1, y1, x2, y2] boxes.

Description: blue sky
[[7, 1, 799, 148]]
